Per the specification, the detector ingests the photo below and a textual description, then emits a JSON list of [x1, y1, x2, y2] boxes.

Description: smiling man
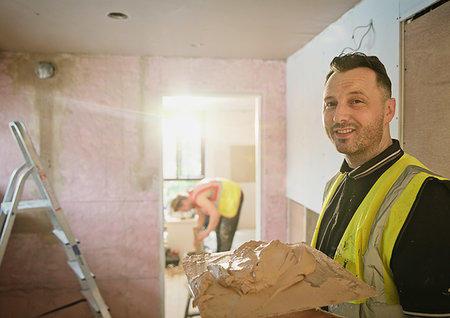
[[311, 53, 450, 317], [322, 63, 395, 168]]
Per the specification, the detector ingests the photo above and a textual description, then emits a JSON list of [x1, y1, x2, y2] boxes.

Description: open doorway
[[162, 94, 261, 317]]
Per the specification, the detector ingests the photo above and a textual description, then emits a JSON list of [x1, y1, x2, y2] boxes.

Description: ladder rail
[[10, 122, 58, 206], [9, 121, 39, 171], [9, 121, 79, 246], [0, 165, 33, 263], [9, 122, 60, 227], [1, 120, 112, 318], [0, 163, 26, 237], [9, 122, 47, 199], [9, 123, 93, 280], [2, 163, 26, 203], [0, 205, 16, 264], [0, 165, 93, 297]]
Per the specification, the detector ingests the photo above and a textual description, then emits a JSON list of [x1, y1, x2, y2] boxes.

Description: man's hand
[[197, 230, 210, 242]]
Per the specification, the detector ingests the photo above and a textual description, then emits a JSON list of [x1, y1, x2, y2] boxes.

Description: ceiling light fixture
[[107, 12, 128, 20], [35, 61, 56, 79]]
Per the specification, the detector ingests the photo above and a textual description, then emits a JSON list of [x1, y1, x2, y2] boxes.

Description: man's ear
[[384, 97, 396, 124]]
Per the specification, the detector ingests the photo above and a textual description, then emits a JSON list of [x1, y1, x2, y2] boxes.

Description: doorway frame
[[159, 93, 262, 318]]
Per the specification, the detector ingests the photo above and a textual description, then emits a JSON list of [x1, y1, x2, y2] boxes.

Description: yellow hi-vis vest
[[189, 178, 242, 218], [311, 154, 447, 318]]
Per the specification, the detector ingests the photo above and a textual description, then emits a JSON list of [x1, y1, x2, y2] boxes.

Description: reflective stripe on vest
[[311, 154, 447, 317]]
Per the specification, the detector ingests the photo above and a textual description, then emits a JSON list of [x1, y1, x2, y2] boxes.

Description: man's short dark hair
[[325, 52, 392, 98]]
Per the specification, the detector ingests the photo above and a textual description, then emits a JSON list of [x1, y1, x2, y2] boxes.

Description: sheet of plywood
[[403, 1, 450, 178]]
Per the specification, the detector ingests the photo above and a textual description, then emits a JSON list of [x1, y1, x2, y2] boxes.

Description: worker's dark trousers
[[204, 192, 244, 252]]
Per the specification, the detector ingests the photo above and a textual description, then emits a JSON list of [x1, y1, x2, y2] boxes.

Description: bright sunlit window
[[162, 96, 205, 212], [162, 112, 204, 179]]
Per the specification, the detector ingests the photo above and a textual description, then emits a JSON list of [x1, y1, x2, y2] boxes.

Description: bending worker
[[311, 53, 450, 317], [170, 178, 243, 252]]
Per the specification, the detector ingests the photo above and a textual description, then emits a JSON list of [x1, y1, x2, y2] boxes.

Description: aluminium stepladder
[[0, 120, 111, 318]]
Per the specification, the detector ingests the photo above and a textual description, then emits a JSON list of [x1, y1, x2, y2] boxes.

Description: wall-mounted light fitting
[[107, 12, 128, 20], [35, 61, 56, 79]]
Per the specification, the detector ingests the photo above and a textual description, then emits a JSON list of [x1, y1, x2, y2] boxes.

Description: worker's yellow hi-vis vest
[[190, 178, 242, 218], [311, 154, 447, 318]]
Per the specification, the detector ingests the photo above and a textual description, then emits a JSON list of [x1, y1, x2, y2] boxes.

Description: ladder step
[[1, 200, 52, 214], [81, 290, 101, 313], [68, 260, 96, 281], [81, 290, 110, 315], [53, 229, 80, 245], [53, 229, 69, 245], [68, 260, 85, 280]]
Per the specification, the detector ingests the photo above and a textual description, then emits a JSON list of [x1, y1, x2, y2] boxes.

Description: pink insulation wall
[[0, 52, 286, 317]]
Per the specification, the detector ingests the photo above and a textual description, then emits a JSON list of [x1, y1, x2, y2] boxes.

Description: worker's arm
[[195, 191, 221, 242], [195, 208, 205, 229]]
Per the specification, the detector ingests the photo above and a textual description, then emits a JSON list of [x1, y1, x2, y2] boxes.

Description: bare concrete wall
[[0, 52, 286, 317]]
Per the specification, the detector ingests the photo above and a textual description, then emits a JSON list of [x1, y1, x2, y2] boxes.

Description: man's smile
[[331, 124, 357, 138]]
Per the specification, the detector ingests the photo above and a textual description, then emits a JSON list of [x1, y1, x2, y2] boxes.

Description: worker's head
[[170, 194, 193, 212], [322, 52, 396, 167], [325, 52, 392, 99]]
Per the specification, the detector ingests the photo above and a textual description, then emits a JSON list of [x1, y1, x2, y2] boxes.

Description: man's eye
[[352, 99, 363, 104], [324, 102, 337, 108]]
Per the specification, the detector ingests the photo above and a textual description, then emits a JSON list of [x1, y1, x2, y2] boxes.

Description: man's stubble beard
[[328, 114, 385, 162]]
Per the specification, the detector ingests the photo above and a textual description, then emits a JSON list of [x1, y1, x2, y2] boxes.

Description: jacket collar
[[340, 139, 404, 180]]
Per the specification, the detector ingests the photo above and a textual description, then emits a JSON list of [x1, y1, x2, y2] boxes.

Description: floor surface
[[165, 266, 200, 318], [164, 229, 255, 318]]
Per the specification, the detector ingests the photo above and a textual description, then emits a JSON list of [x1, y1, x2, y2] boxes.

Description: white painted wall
[[204, 99, 257, 230], [286, 0, 438, 213]]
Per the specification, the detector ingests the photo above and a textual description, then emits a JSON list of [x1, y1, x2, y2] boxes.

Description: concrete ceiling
[[0, 0, 360, 60]]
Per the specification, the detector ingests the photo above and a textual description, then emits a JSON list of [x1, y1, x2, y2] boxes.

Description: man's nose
[[333, 103, 351, 123]]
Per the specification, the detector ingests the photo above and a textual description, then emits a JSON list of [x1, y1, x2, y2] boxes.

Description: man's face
[[322, 67, 395, 167]]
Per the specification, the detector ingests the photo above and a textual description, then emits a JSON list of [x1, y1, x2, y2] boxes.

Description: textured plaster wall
[[0, 52, 286, 317], [155, 57, 287, 241]]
